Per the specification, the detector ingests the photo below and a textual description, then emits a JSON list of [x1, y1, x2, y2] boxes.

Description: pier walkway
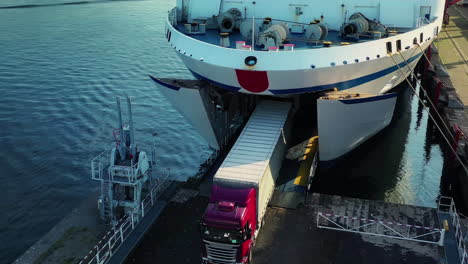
[[436, 4, 468, 104]]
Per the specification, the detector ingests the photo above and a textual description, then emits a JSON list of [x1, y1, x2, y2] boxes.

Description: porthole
[[377, 54, 380, 58], [244, 56, 257, 66], [366, 57, 370, 61], [331, 62, 336, 66], [311, 65, 316, 68], [343, 61, 348, 65], [200, 58, 204, 61], [355, 59, 359, 63]]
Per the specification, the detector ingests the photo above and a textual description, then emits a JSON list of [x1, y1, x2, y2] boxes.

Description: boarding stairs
[[100, 179, 113, 221]]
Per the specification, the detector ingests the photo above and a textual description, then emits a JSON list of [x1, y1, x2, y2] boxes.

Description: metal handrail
[[91, 150, 109, 181], [317, 212, 445, 246], [438, 196, 468, 264], [80, 169, 171, 264]]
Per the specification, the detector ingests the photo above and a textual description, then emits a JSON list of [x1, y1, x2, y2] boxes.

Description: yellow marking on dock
[[294, 136, 318, 186]]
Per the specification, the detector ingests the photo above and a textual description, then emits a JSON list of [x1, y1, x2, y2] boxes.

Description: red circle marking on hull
[[235, 69, 269, 93]]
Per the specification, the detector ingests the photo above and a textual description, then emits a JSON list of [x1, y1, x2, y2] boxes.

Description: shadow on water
[[312, 82, 444, 208], [0, 0, 145, 9]]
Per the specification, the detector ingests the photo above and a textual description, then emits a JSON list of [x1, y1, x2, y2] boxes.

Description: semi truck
[[200, 100, 292, 264]]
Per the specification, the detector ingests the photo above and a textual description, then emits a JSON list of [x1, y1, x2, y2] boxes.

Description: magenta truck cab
[[200, 101, 292, 264], [201, 185, 257, 264]]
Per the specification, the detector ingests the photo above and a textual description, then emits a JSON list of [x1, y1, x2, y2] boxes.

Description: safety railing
[[317, 211, 445, 246], [438, 196, 468, 264], [91, 150, 109, 181], [109, 162, 140, 184], [169, 7, 177, 26], [79, 169, 171, 264], [416, 17, 431, 28], [91, 149, 149, 185]]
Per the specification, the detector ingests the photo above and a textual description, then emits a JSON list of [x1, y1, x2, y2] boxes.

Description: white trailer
[[212, 100, 292, 228]]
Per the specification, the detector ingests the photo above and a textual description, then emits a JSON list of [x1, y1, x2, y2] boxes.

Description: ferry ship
[[153, 0, 445, 162]]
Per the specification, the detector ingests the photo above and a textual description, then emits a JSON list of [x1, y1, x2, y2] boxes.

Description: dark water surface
[[0, 0, 213, 262], [0, 0, 444, 263], [314, 86, 444, 208]]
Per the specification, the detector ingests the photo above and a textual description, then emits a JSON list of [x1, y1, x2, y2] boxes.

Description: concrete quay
[[125, 189, 468, 264]]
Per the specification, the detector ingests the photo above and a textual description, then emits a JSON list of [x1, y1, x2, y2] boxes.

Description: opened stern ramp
[[318, 91, 397, 162], [150, 75, 256, 150]]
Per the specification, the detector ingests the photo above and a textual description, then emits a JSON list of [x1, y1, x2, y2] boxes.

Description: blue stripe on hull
[[155, 52, 422, 95], [189, 70, 241, 92], [270, 52, 421, 95], [149, 75, 181, 91], [339, 92, 397, 104]]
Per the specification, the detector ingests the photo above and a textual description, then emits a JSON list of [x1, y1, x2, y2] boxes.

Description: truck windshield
[[201, 225, 244, 244]]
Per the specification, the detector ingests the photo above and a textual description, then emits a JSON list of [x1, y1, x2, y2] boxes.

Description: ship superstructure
[[155, 0, 445, 162]]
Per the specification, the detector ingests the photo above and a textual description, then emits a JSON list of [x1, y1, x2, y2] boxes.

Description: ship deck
[[176, 25, 411, 51]]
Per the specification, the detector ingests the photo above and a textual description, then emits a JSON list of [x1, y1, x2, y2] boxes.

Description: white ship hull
[[317, 93, 397, 161], [156, 0, 446, 161]]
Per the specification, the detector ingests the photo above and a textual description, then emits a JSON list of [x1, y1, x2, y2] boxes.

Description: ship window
[[331, 62, 336, 66], [343, 61, 348, 65], [436, 26, 439, 36], [396, 40, 402, 51], [366, 57, 370, 61], [200, 58, 204, 61], [420, 33, 424, 43], [413, 37, 418, 45], [386, 42, 392, 53], [311, 65, 316, 68], [168, 31, 172, 42], [428, 37, 431, 41], [355, 59, 359, 63], [377, 54, 380, 58]]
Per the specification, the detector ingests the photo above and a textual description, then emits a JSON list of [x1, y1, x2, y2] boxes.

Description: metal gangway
[[91, 97, 160, 224], [80, 169, 170, 264], [82, 97, 171, 264]]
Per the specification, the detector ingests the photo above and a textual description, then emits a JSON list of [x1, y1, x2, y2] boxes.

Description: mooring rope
[[388, 52, 468, 174], [398, 50, 456, 143]]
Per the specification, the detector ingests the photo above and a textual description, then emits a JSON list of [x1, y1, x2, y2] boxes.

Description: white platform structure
[[91, 97, 155, 224]]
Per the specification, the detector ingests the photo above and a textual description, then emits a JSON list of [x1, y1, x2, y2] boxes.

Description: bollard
[[434, 79, 443, 106], [439, 229, 446, 246], [451, 125, 462, 161]]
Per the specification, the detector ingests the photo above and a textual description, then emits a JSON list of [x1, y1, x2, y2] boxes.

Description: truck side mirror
[[246, 227, 252, 239]]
